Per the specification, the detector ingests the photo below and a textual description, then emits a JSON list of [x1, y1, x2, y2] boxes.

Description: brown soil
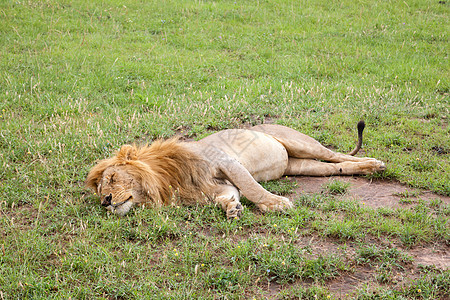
[[328, 267, 375, 298], [409, 244, 450, 270], [292, 176, 450, 208]]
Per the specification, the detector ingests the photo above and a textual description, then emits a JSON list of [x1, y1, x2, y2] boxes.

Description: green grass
[[1, 0, 449, 298], [323, 180, 351, 195], [260, 177, 298, 195]]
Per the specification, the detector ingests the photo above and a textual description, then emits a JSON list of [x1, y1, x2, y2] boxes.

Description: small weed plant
[[323, 180, 351, 195]]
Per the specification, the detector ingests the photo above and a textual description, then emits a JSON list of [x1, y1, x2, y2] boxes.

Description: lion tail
[[348, 120, 365, 156]]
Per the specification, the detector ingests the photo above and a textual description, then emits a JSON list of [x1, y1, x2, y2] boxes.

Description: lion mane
[[85, 138, 217, 206]]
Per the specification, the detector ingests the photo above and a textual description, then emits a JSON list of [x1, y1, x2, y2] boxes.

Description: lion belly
[[198, 129, 288, 181]]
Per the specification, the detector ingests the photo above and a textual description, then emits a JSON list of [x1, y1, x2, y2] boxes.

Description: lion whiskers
[[111, 188, 133, 205]]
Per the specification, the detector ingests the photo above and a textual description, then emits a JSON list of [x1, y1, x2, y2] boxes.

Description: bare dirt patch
[[328, 267, 374, 298], [291, 176, 450, 208], [408, 244, 450, 269]]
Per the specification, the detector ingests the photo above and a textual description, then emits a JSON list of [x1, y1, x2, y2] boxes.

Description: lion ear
[[85, 145, 137, 192], [117, 145, 138, 162]]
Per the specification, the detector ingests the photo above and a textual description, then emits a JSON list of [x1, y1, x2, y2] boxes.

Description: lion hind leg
[[214, 184, 244, 220], [284, 158, 386, 176], [251, 124, 374, 163]]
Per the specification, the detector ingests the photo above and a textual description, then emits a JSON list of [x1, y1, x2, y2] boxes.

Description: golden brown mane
[[85, 138, 216, 205]]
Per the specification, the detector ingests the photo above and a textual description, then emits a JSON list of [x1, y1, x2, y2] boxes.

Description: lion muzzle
[[101, 194, 112, 206], [102, 193, 133, 208]]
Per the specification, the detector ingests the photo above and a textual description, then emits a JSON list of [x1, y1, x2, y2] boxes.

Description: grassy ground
[[0, 0, 449, 299]]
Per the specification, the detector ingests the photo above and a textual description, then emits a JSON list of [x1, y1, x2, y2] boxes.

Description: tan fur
[[86, 123, 386, 218]]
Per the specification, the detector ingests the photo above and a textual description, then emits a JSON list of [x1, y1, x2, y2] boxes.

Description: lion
[[86, 122, 385, 218]]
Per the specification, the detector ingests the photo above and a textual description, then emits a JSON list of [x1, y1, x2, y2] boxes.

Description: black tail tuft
[[348, 120, 365, 156], [357, 120, 365, 135]]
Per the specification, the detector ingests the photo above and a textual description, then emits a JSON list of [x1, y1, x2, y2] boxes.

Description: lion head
[[86, 139, 216, 216], [95, 165, 148, 216]]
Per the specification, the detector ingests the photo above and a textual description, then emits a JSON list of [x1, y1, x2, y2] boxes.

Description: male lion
[[86, 122, 385, 218]]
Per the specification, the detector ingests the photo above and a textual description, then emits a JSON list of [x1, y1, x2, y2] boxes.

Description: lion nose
[[102, 194, 112, 206]]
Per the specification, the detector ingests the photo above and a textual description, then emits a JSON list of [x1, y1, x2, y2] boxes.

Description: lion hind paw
[[362, 159, 386, 174], [376, 160, 386, 172]]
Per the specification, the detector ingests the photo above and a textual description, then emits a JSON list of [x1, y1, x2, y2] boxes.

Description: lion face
[[97, 166, 145, 216]]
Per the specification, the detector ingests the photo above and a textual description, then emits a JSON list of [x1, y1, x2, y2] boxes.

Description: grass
[[323, 180, 351, 195], [260, 177, 299, 196], [0, 0, 449, 298]]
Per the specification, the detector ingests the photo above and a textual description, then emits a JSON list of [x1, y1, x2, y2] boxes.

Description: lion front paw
[[226, 202, 244, 220], [257, 195, 293, 212]]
